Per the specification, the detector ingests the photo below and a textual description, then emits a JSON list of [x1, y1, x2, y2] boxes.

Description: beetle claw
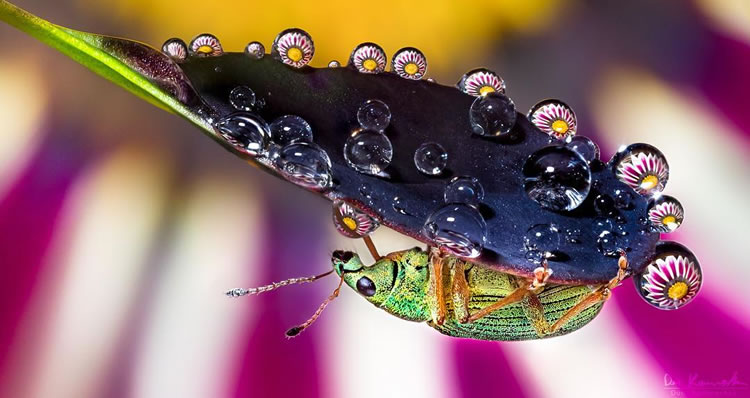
[[529, 260, 553, 290]]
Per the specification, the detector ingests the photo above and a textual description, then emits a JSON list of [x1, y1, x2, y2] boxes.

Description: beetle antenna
[[225, 270, 334, 298], [285, 274, 345, 338]]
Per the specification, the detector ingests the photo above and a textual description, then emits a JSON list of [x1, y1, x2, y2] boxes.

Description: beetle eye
[[356, 276, 376, 296]]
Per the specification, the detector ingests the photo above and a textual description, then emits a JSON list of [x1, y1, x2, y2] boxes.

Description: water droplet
[[596, 230, 621, 257], [444, 176, 484, 207], [359, 184, 374, 201], [328, 60, 340, 68], [414, 142, 447, 175], [392, 47, 427, 80], [333, 200, 379, 238], [274, 142, 332, 190], [648, 195, 684, 233], [523, 146, 592, 211], [216, 113, 269, 156], [634, 241, 702, 310], [613, 189, 635, 210], [189, 33, 223, 56], [593, 194, 618, 217], [523, 224, 561, 263], [458, 68, 505, 97], [272, 28, 315, 68], [565, 228, 582, 244], [593, 217, 619, 234], [229, 86, 256, 111], [392, 196, 412, 216], [529, 99, 577, 140], [469, 92, 516, 136], [357, 100, 391, 132], [422, 204, 487, 258], [269, 115, 313, 146], [245, 41, 265, 59], [350, 43, 387, 74], [162, 38, 187, 61], [566, 136, 599, 162], [611, 143, 669, 195], [343, 129, 393, 175]]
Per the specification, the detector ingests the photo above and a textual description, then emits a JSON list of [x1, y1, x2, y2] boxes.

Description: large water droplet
[[229, 86, 256, 111], [216, 113, 269, 156], [275, 142, 332, 190], [611, 143, 669, 195], [469, 92, 516, 136], [634, 241, 702, 310], [414, 142, 447, 175], [272, 28, 315, 68], [357, 100, 391, 132], [422, 204, 486, 258], [529, 99, 577, 140], [269, 115, 313, 146], [444, 176, 484, 207], [343, 129, 393, 175], [523, 146, 592, 211], [523, 224, 561, 264], [457, 68, 505, 96], [333, 200, 379, 238], [566, 136, 599, 162]]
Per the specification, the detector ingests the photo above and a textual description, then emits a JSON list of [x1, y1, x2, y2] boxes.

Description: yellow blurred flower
[[79, 0, 562, 78]]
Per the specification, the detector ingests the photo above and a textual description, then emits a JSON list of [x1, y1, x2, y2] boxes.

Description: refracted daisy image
[[333, 200, 379, 238], [189, 33, 223, 56], [245, 41, 265, 59], [648, 196, 684, 232], [458, 68, 505, 97], [392, 47, 427, 80], [638, 253, 701, 310], [529, 100, 577, 140], [161, 38, 187, 61], [272, 28, 315, 68], [614, 144, 669, 195], [350, 43, 387, 74]]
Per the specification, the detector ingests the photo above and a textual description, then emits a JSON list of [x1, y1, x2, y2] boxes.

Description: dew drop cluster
[[157, 29, 699, 307], [422, 177, 487, 258], [344, 100, 394, 176]]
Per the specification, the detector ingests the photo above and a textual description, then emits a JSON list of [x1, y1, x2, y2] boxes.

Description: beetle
[[0, 3, 703, 340], [330, 248, 614, 341]]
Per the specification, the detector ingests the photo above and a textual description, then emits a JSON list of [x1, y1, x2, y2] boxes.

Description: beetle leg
[[534, 250, 631, 335], [466, 279, 531, 323], [529, 258, 553, 290], [428, 248, 447, 325], [522, 292, 551, 336], [362, 235, 381, 261], [450, 259, 471, 323]]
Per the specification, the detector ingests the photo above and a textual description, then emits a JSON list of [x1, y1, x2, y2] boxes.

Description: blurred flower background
[[1, 0, 749, 397]]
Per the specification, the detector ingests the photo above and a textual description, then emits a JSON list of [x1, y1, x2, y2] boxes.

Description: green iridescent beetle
[[330, 248, 626, 341], [227, 246, 628, 341]]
